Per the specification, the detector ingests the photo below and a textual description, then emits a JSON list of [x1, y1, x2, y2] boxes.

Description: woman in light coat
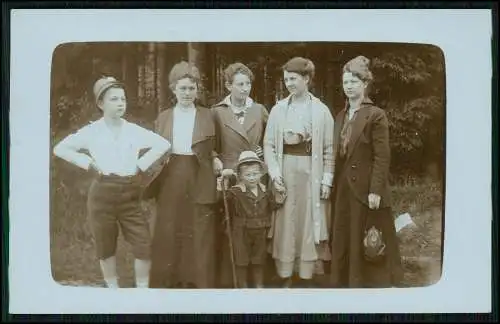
[[264, 57, 335, 288]]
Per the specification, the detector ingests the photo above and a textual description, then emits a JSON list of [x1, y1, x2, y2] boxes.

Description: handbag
[[363, 210, 387, 263]]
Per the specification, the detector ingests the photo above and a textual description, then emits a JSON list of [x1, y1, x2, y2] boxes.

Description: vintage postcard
[[8, 9, 493, 314]]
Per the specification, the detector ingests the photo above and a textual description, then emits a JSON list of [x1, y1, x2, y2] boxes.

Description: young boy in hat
[[53, 76, 171, 288], [222, 151, 285, 288]]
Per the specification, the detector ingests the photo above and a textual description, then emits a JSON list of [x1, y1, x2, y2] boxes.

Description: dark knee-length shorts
[[86, 174, 151, 260], [232, 226, 269, 267]]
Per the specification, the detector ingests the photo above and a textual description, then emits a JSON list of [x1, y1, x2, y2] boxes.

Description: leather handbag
[[363, 211, 387, 263]]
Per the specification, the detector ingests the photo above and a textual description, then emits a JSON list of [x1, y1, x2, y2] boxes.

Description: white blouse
[[171, 105, 197, 155], [53, 117, 171, 176]]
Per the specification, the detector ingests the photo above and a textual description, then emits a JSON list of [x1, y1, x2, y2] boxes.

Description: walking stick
[[221, 174, 238, 288]]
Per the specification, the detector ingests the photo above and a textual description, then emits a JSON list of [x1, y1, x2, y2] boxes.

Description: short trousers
[[232, 226, 268, 266], [87, 174, 151, 260]]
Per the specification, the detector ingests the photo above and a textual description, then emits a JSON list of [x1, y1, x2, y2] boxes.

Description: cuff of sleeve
[[321, 172, 334, 187], [137, 159, 151, 172], [78, 156, 93, 171], [212, 151, 219, 158], [269, 169, 282, 181], [369, 183, 382, 197]]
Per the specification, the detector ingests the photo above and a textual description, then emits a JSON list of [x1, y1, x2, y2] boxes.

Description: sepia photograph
[[9, 9, 492, 314], [49, 41, 445, 290]]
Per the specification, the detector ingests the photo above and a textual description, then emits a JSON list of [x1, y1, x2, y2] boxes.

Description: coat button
[[351, 164, 357, 169], [351, 176, 356, 181]]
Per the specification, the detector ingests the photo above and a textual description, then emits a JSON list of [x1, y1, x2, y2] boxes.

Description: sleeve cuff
[[321, 172, 334, 187], [136, 159, 149, 172], [269, 169, 282, 181]]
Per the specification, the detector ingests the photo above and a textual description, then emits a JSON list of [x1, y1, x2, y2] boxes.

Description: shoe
[[282, 277, 293, 288]]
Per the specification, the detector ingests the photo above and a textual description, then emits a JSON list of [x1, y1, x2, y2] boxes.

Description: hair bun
[[343, 55, 373, 82], [354, 55, 370, 68], [169, 61, 201, 85], [305, 59, 315, 71]]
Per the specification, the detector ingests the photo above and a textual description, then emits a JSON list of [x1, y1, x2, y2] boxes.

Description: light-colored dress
[[264, 92, 335, 280]]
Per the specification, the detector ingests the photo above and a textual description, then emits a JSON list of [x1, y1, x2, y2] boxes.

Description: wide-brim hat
[[235, 150, 267, 174], [93, 76, 124, 103]]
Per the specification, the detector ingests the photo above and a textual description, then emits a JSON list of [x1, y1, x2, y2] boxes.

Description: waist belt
[[96, 173, 140, 184], [283, 142, 312, 156]]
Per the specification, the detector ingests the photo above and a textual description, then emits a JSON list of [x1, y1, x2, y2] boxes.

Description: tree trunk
[[121, 44, 127, 82], [187, 42, 207, 105], [145, 42, 156, 103], [138, 44, 145, 106], [156, 43, 167, 114]]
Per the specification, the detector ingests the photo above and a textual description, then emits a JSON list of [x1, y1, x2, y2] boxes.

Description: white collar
[[233, 182, 266, 193], [95, 116, 128, 128], [222, 95, 254, 109], [174, 105, 197, 115], [349, 105, 361, 113]]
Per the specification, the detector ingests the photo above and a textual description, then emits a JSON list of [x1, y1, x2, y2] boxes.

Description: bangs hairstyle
[[282, 57, 316, 80], [342, 55, 373, 83], [224, 62, 255, 84], [168, 61, 201, 90]]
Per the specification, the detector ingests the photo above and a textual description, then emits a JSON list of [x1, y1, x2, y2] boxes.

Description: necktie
[[234, 111, 245, 124]]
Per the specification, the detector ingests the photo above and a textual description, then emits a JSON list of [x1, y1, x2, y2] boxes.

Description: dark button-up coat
[[332, 97, 392, 208], [226, 183, 280, 229], [211, 99, 269, 170]]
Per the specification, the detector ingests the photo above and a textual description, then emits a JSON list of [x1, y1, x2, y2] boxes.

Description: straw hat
[[235, 150, 266, 174]]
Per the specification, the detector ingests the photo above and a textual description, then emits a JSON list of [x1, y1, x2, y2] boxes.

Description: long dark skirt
[[149, 155, 217, 289], [330, 170, 404, 288]]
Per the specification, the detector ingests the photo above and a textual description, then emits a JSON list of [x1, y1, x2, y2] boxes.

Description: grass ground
[[51, 161, 443, 289]]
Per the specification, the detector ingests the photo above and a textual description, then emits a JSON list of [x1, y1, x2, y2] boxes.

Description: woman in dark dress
[[329, 56, 403, 288], [143, 61, 218, 289]]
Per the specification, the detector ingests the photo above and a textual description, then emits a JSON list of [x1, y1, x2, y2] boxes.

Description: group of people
[[53, 54, 404, 290]]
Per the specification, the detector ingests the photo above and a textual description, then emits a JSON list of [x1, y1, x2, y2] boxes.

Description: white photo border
[[9, 9, 493, 314]]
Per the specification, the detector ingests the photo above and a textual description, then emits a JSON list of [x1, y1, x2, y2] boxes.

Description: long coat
[[143, 105, 219, 288], [211, 98, 269, 170], [332, 98, 391, 208], [330, 97, 403, 288]]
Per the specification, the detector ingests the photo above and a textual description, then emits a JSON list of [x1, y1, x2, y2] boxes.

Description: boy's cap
[[93, 76, 123, 103], [235, 150, 266, 173]]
